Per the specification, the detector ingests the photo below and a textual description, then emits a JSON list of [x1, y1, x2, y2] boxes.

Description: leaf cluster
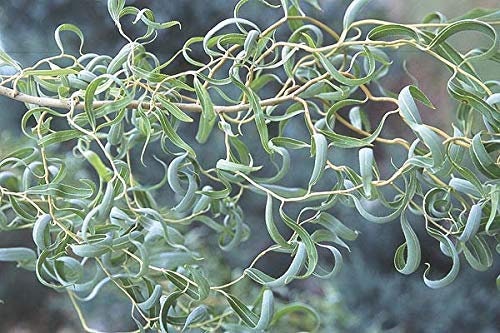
[[0, 0, 499, 331]]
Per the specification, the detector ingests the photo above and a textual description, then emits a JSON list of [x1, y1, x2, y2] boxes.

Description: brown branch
[[0, 84, 292, 114]]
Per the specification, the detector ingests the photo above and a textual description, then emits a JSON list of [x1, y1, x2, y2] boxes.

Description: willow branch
[[0, 84, 292, 113]]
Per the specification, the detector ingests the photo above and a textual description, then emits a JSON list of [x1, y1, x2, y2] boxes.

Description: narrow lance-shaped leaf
[[398, 85, 435, 126], [427, 19, 497, 61], [159, 291, 184, 332], [0, 247, 36, 265], [449, 178, 482, 198], [254, 289, 275, 331], [70, 234, 113, 258], [188, 266, 210, 301], [412, 124, 445, 169], [194, 77, 217, 144], [318, 212, 359, 241], [82, 150, 113, 182], [309, 133, 327, 187], [368, 24, 420, 42], [462, 235, 493, 271], [470, 133, 500, 179], [343, 0, 372, 29], [167, 153, 188, 194], [349, 106, 363, 130], [314, 244, 343, 278], [155, 110, 196, 157], [246, 242, 307, 288], [137, 284, 162, 311], [243, 30, 260, 57], [394, 214, 421, 275], [458, 204, 482, 243], [316, 48, 376, 86], [224, 292, 259, 328], [216, 159, 262, 174], [359, 147, 374, 197], [54, 23, 84, 55], [32, 214, 51, 250], [107, 0, 126, 22], [423, 228, 460, 288], [485, 185, 499, 235], [231, 78, 272, 153], [156, 94, 193, 123], [265, 195, 289, 248], [182, 305, 208, 332]]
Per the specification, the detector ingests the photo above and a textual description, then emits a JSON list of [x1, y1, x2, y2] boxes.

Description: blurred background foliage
[[0, 0, 499, 332]]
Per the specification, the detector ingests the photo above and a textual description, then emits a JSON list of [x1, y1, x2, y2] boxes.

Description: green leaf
[[343, 0, 371, 29], [270, 137, 309, 150], [485, 185, 499, 235], [70, 234, 113, 258], [265, 195, 290, 248], [155, 110, 196, 157], [84, 75, 128, 129], [470, 133, 500, 179], [182, 305, 208, 332], [32, 214, 51, 250], [163, 271, 200, 300], [247, 242, 307, 288], [53, 256, 83, 285], [0, 247, 36, 270], [0, 171, 20, 191], [187, 266, 210, 301], [313, 243, 343, 278], [255, 289, 275, 330], [39, 129, 82, 147], [107, 0, 125, 22], [172, 174, 197, 213], [412, 124, 445, 169], [368, 24, 420, 41], [462, 235, 493, 271], [423, 228, 460, 288], [231, 79, 271, 153], [358, 147, 374, 197], [81, 150, 113, 182], [156, 95, 193, 123], [167, 153, 188, 194], [194, 77, 217, 143], [243, 30, 260, 57], [316, 48, 376, 86], [216, 159, 262, 174], [0, 47, 21, 71], [351, 172, 417, 224], [225, 293, 259, 327], [54, 23, 84, 54], [309, 133, 328, 187], [449, 178, 482, 198], [26, 182, 93, 199], [203, 18, 259, 57], [317, 212, 359, 241], [349, 106, 363, 130], [398, 85, 435, 126], [394, 214, 421, 275], [159, 291, 184, 332], [137, 284, 162, 311], [458, 204, 482, 243], [427, 20, 497, 61]]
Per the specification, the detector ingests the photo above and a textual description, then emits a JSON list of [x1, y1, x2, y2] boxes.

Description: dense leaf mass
[[0, 0, 499, 331]]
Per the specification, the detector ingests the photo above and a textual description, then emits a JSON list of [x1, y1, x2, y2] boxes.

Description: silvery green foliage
[[0, 0, 499, 331]]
